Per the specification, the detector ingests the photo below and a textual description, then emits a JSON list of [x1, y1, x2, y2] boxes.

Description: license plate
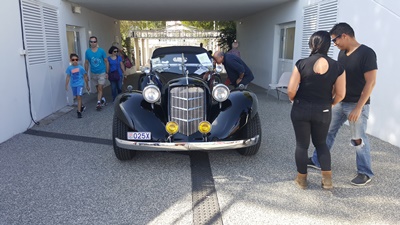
[[127, 132, 151, 140]]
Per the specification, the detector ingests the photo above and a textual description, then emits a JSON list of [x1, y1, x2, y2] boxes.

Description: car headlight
[[143, 85, 161, 103], [212, 84, 230, 102], [215, 65, 223, 73]]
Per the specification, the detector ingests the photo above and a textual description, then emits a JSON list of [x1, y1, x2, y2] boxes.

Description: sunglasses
[[71, 58, 79, 61], [113, 50, 118, 53], [90, 41, 97, 43], [331, 34, 342, 43]]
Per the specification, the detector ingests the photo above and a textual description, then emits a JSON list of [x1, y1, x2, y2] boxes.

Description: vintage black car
[[112, 46, 261, 160]]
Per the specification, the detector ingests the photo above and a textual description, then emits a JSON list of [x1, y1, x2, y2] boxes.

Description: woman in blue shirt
[[107, 46, 126, 102]]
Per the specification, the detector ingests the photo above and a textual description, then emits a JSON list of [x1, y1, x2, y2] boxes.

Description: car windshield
[[151, 52, 212, 76]]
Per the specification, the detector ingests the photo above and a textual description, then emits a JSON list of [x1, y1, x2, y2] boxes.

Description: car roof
[[152, 46, 208, 58]]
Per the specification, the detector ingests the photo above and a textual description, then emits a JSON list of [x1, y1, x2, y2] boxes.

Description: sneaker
[[351, 174, 371, 186], [101, 97, 107, 106], [81, 105, 86, 112], [96, 102, 102, 111], [77, 111, 82, 118], [307, 157, 321, 170]]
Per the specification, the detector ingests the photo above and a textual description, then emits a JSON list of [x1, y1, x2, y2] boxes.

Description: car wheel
[[237, 113, 262, 156], [113, 115, 136, 160]]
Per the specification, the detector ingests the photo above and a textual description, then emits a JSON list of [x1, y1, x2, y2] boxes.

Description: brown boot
[[295, 173, 307, 189], [321, 171, 333, 189]]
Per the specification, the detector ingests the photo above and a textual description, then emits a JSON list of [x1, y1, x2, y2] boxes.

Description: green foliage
[[181, 21, 214, 30], [119, 21, 166, 58], [181, 21, 237, 51], [217, 22, 236, 51], [119, 20, 237, 56], [120, 21, 166, 38]]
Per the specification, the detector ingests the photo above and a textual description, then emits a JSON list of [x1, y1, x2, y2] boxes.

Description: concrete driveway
[[0, 73, 399, 225]]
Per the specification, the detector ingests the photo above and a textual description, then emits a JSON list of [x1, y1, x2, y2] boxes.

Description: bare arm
[[287, 67, 300, 102], [332, 71, 346, 106], [236, 72, 245, 84], [104, 58, 109, 74], [84, 73, 90, 91], [65, 75, 70, 91], [348, 69, 377, 121], [120, 61, 126, 75], [84, 59, 89, 73]]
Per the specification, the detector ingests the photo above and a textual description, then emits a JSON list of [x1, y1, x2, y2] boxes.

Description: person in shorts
[[66, 53, 90, 118], [84, 36, 109, 110]]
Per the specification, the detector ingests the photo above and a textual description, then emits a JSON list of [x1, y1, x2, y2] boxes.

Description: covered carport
[[66, 0, 294, 84], [66, 0, 292, 21], [1, 0, 400, 224]]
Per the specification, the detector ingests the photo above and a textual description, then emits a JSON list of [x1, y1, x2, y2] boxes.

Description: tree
[[120, 21, 166, 37], [181, 21, 214, 30], [181, 21, 237, 51], [119, 21, 166, 58], [217, 22, 236, 51]]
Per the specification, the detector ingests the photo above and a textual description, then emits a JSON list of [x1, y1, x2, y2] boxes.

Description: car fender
[[114, 91, 168, 140], [209, 89, 259, 140]]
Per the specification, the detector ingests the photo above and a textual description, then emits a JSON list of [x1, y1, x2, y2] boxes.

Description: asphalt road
[[0, 73, 399, 225]]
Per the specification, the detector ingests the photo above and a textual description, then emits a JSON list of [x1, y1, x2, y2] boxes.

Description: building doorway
[[276, 22, 295, 81], [66, 25, 83, 63]]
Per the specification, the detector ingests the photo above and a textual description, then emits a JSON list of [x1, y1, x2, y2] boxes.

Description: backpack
[[124, 56, 133, 68]]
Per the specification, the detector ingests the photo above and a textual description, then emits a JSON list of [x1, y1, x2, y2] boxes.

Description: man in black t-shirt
[[308, 23, 378, 186]]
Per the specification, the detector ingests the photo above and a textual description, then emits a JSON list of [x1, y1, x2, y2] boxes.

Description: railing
[[132, 30, 220, 39]]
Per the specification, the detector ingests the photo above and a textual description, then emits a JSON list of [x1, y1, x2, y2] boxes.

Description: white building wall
[[236, 0, 302, 90], [238, 0, 400, 147], [0, 1, 32, 142], [0, 0, 120, 144], [337, 0, 400, 147]]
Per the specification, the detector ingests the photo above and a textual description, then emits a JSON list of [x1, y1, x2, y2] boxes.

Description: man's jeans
[[311, 102, 373, 178]]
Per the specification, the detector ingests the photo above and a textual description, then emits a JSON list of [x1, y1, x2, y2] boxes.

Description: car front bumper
[[115, 135, 260, 151]]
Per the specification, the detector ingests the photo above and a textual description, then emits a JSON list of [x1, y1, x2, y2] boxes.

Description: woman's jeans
[[311, 102, 373, 178], [291, 99, 332, 174], [110, 79, 122, 101]]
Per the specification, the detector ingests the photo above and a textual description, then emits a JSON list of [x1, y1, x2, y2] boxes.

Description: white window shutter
[[43, 6, 62, 62], [21, 0, 45, 65], [21, 0, 62, 65], [302, 5, 318, 58], [301, 0, 338, 58]]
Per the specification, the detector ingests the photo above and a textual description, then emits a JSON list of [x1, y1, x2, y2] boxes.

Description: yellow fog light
[[198, 121, 212, 134], [166, 121, 179, 135]]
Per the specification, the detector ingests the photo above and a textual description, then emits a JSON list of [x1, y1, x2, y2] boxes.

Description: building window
[[67, 28, 82, 61], [279, 27, 295, 60]]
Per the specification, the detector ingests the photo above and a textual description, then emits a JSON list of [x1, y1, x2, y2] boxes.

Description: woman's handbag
[[108, 70, 120, 81]]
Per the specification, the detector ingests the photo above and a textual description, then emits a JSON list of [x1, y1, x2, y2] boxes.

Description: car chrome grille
[[170, 86, 205, 136]]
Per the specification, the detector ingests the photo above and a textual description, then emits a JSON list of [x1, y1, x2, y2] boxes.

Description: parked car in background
[[112, 46, 261, 160]]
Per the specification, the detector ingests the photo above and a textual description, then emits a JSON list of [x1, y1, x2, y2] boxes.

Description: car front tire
[[237, 113, 262, 156], [113, 115, 136, 160]]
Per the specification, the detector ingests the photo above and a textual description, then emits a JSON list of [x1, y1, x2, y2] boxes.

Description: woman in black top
[[287, 31, 346, 189]]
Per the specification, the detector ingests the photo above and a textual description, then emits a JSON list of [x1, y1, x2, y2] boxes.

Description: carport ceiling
[[67, 0, 293, 21]]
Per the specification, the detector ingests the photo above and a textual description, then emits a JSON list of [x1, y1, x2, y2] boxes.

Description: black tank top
[[295, 53, 344, 104]]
